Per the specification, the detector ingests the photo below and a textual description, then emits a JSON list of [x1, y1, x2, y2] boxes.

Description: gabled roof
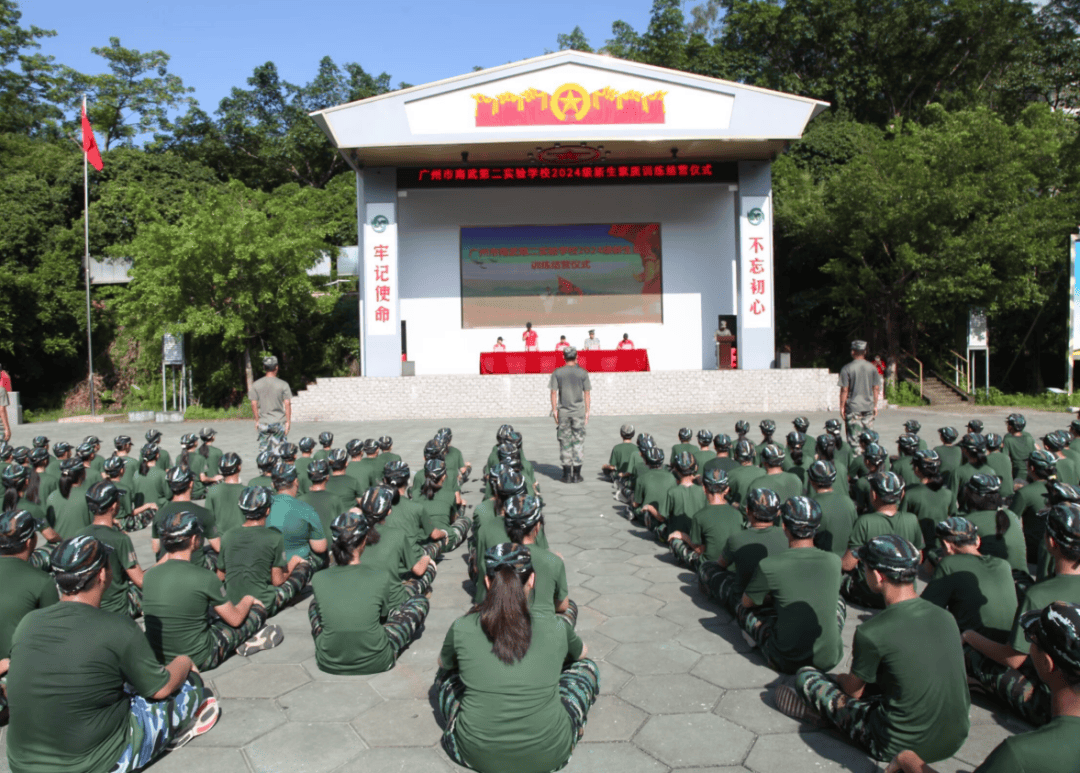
[[311, 50, 828, 167]]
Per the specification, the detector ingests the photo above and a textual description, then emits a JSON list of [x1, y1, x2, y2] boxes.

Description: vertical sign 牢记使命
[[740, 197, 772, 331], [364, 204, 398, 339], [1069, 235, 1080, 394]]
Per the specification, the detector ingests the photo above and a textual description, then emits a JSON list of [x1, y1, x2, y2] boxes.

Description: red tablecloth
[[480, 350, 650, 374]]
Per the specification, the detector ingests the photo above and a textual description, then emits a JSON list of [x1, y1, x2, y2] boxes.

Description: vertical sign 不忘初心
[[740, 197, 772, 330], [364, 206, 397, 337]]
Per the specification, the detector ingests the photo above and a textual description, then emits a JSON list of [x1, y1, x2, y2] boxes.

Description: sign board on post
[[968, 307, 988, 350], [739, 197, 772, 330], [162, 334, 184, 365], [363, 205, 398, 336]]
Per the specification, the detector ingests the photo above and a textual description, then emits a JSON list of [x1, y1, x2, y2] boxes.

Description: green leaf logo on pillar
[[747, 208, 764, 227], [371, 214, 389, 233]]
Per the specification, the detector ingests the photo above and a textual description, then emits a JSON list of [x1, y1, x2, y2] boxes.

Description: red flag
[[557, 276, 583, 296], [81, 103, 103, 171]]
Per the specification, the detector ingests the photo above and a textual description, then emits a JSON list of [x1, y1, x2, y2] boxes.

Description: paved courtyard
[[1, 404, 1063, 773]]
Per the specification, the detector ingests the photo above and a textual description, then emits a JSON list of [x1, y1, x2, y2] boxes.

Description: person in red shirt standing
[[555, 336, 570, 352], [492, 337, 506, 352], [522, 322, 539, 352], [616, 334, 634, 350], [0, 363, 11, 394]]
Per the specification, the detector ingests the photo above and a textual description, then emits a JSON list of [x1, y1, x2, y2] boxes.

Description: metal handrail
[[901, 350, 923, 400], [948, 349, 969, 392]]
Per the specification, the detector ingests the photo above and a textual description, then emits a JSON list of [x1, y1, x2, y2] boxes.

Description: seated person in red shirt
[[555, 336, 569, 351], [493, 337, 505, 352], [616, 334, 634, 350]]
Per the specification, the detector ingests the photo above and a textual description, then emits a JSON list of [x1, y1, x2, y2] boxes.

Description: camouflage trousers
[[256, 423, 287, 454], [558, 415, 586, 466], [434, 517, 471, 556], [28, 540, 57, 571], [698, 560, 741, 614], [669, 537, 703, 571], [118, 510, 155, 532], [309, 594, 429, 663], [736, 598, 847, 674], [845, 411, 875, 448], [840, 571, 885, 610], [793, 667, 889, 761], [123, 584, 143, 619], [559, 599, 580, 629], [436, 658, 599, 771], [642, 510, 668, 543], [107, 672, 208, 773], [965, 647, 1050, 727], [403, 560, 437, 599], [202, 605, 270, 670], [266, 561, 313, 616]]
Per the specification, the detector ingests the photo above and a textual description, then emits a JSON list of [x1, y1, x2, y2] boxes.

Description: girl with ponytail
[[45, 459, 91, 538], [134, 443, 170, 510], [434, 543, 599, 773], [958, 473, 1029, 588]]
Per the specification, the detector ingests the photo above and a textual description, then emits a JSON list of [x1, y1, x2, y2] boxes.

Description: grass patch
[[886, 382, 929, 407], [183, 403, 255, 421], [973, 387, 1073, 411]]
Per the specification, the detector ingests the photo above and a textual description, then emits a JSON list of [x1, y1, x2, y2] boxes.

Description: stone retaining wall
[[290, 369, 837, 422]]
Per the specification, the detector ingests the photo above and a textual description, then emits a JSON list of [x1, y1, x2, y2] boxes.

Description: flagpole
[[83, 94, 96, 417]]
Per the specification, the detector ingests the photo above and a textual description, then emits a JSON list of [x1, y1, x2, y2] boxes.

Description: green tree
[[642, 0, 689, 71], [557, 26, 593, 52], [53, 37, 194, 149], [0, 0, 62, 136]]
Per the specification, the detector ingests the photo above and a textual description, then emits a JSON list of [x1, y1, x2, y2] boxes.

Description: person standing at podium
[[583, 330, 601, 350], [523, 323, 539, 352], [493, 337, 506, 352], [617, 334, 634, 350]]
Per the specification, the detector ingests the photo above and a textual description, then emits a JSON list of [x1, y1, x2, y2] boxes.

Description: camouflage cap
[[436, 427, 453, 443], [781, 496, 822, 538], [643, 446, 665, 467], [141, 443, 160, 461], [959, 433, 987, 452], [318, 431, 334, 447], [856, 535, 920, 582], [808, 460, 837, 486], [793, 416, 810, 433], [938, 426, 959, 444], [1006, 413, 1027, 431], [84, 435, 101, 447], [1046, 502, 1080, 554], [28, 447, 48, 466], [331, 511, 372, 543], [897, 434, 920, 453], [145, 428, 163, 443], [166, 465, 194, 492], [327, 448, 349, 470], [102, 456, 126, 477], [733, 439, 756, 463], [967, 419, 985, 434], [702, 467, 730, 493], [824, 418, 843, 435], [619, 423, 636, 439], [760, 419, 776, 434], [1045, 481, 1080, 506], [0, 510, 37, 550], [159, 510, 203, 540], [1043, 431, 1068, 452], [496, 470, 527, 498], [0, 442, 12, 460], [219, 452, 242, 476], [851, 340, 868, 351], [985, 432, 1004, 451], [485, 542, 533, 579], [786, 431, 807, 449], [308, 458, 331, 483], [179, 433, 198, 449], [359, 486, 394, 520], [496, 424, 514, 442], [636, 433, 655, 451], [378, 436, 393, 450], [863, 443, 888, 466], [1029, 449, 1058, 477], [113, 434, 132, 449], [678, 427, 693, 442], [761, 443, 786, 467], [734, 420, 750, 435], [1020, 601, 1080, 676], [815, 433, 836, 456], [697, 429, 714, 446], [75, 441, 95, 460], [1072, 419, 1080, 436], [713, 433, 732, 451], [278, 442, 299, 461], [238, 486, 273, 519], [52, 441, 72, 457], [423, 439, 445, 461], [903, 419, 922, 434], [51, 534, 113, 579], [506, 429, 524, 449], [912, 449, 942, 475], [746, 488, 781, 522], [503, 494, 543, 534], [672, 451, 698, 475], [966, 473, 1002, 497], [362, 438, 379, 454], [868, 471, 905, 503], [858, 429, 879, 446], [382, 460, 410, 487], [935, 516, 979, 545], [297, 436, 316, 453], [424, 458, 448, 479], [31, 435, 49, 449], [1, 463, 29, 489], [198, 427, 217, 441], [262, 355, 278, 371], [60, 458, 84, 476], [256, 450, 278, 472], [345, 439, 364, 458], [271, 461, 298, 486], [10, 446, 29, 465]]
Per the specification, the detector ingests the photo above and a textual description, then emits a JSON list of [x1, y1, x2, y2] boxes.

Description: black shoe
[[562, 465, 572, 483], [572, 466, 583, 483]]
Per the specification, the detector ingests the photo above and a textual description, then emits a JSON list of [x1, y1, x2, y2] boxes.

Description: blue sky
[[24, 0, 656, 117]]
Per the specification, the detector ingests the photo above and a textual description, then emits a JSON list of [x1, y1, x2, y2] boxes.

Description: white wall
[[397, 183, 737, 375]]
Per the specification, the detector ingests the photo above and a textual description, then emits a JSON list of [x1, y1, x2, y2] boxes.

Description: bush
[[183, 403, 255, 421], [974, 387, 1073, 411], [886, 382, 927, 407]]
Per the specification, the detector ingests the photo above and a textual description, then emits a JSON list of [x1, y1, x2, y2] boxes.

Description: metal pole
[[1070, 236, 1077, 396], [83, 94, 96, 416], [985, 349, 989, 399]]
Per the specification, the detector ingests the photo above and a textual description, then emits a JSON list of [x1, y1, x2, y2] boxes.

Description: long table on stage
[[480, 349, 650, 374]]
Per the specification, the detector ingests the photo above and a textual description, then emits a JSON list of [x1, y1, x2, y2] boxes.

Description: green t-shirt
[[220, 525, 288, 606], [16, 498, 48, 534], [143, 559, 229, 667], [419, 491, 456, 532], [132, 466, 170, 510], [36, 473, 59, 507], [0, 556, 58, 658], [326, 474, 364, 510], [702, 456, 739, 475], [184, 452, 208, 500], [954, 462, 995, 498], [662, 484, 707, 535], [153, 501, 218, 566], [633, 468, 675, 511], [1012, 480, 1050, 562], [693, 448, 716, 472], [7, 602, 170, 773], [848, 511, 925, 553], [922, 553, 1018, 639], [445, 446, 467, 476], [892, 457, 921, 488], [852, 475, 874, 515], [689, 503, 743, 562], [670, 442, 697, 462], [346, 459, 376, 488], [1009, 574, 1080, 654], [1002, 432, 1036, 479], [963, 508, 1028, 574], [206, 482, 246, 535], [608, 443, 638, 473], [900, 483, 956, 549], [549, 364, 591, 417], [439, 611, 584, 773], [474, 516, 512, 604], [359, 524, 413, 609], [1056, 455, 1080, 487], [46, 485, 91, 539], [986, 452, 1012, 487], [78, 523, 139, 616], [851, 597, 970, 762], [527, 545, 569, 618], [745, 547, 844, 672], [747, 471, 803, 504], [247, 474, 274, 489], [311, 563, 396, 675], [972, 715, 1080, 773], [268, 494, 325, 561], [933, 445, 963, 478], [300, 490, 345, 546], [725, 465, 762, 507], [202, 446, 224, 477], [722, 524, 789, 592], [808, 489, 858, 557]]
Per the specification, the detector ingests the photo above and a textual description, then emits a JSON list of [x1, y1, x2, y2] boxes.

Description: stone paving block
[[244, 721, 366, 772], [352, 699, 443, 747], [300, 656, 363, 682], [635, 565, 697, 584], [213, 663, 311, 699], [571, 547, 637, 564], [188, 698, 288, 748], [952, 722, 1024, 766], [572, 587, 600, 607], [575, 605, 609, 632], [598, 615, 681, 643], [619, 673, 721, 714], [691, 652, 786, 689], [743, 732, 878, 773], [149, 746, 248, 773], [698, 623, 756, 653], [243, 631, 314, 664], [574, 535, 629, 550], [562, 742, 670, 773], [628, 552, 675, 567], [579, 561, 643, 576], [200, 650, 252, 681], [598, 660, 634, 694], [675, 626, 737, 655], [636, 713, 755, 767], [714, 688, 817, 735], [583, 695, 650, 741], [656, 602, 731, 630], [334, 746, 454, 773], [368, 663, 439, 700], [572, 526, 623, 540], [581, 630, 618, 660], [271, 605, 315, 633], [588, 593, 664, 618], [276, 680, 383, 722], [607, 641, 702, 675]]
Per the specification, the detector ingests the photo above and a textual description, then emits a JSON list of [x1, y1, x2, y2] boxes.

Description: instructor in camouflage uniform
[[249, 356, 292, 453], [550, 347, 591, 484]]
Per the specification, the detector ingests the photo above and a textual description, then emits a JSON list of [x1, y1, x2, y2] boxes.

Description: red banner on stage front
[[480, 349, 650, 375]]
